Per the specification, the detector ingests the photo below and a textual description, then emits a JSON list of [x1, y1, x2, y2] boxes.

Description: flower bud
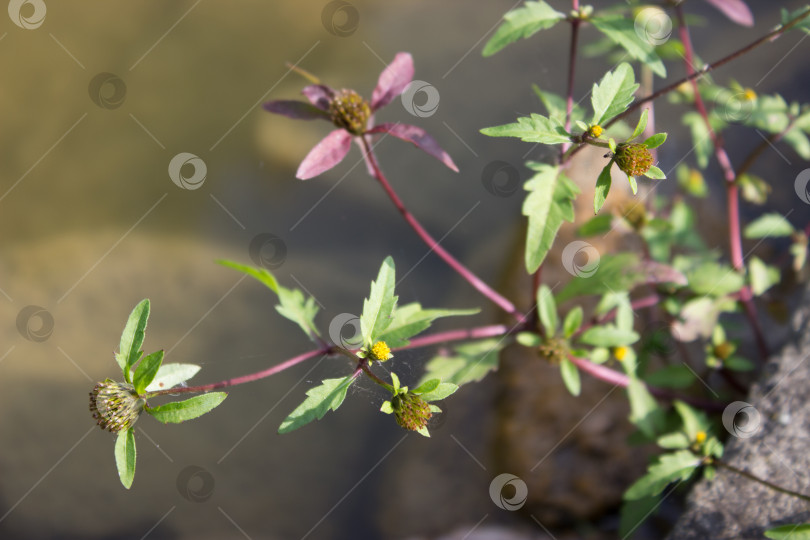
[[329, 89, 371, 135], [89, 379, 145, 432], [615, 143, 653, 177]]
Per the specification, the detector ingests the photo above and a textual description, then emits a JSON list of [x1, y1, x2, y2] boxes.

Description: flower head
[[369, 340, 392, 362], [615, 143, 653, 177], [391, 391, 432, 432], [264, 52, 458, 179], [89, 379, 145, 432]]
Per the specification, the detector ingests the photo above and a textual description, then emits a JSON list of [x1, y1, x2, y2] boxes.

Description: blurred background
[[1, 1, 808, 539]]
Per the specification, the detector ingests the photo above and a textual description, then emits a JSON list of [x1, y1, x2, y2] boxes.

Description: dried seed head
[[392, 392, 432, 432], [615, 143, 653, 177], [329, 89, 371, 135], [89, 379, 145, 432]]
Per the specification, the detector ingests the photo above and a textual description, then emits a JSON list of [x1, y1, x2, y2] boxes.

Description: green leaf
[[146, 392, 228, 424], [482, 0, 566, 56], [115, 428, 136, 489], [420, 338, 505, 387], [681, 258, 744, 297], [628, 175, 638, 195], [563, 307, 583, 339], [644, 365, 695, 389], [556, 253, 643, 303], [590, 16, 666, 77], [749, 256, 780, 296], [781, 6, 810, 35], [578, 214, 613, 236], [620, 495, 660, 538], [642, 132, 667, 149], [627, 376, 665, 438], [765, 524, 810, 539], [673, 400, 709, 440], [737, 173, 770, 204], [560, 358, 581, 396], [682, 112, 713, 169], [132, 350, 164, 395], [117, 299, 150, 382], [591, 63, 639, 125], [629, 109, 649, 140], [516, 332, 542, 347], [523, 164, 580, 273], [536, 285, 558, 336], [784, 127, 810, 159], [624, 450, 701, 500], [217, 260, 321, 340], [594, 161, 613, 214], [278, 376, 355, 433], [657, 432, 690, 450], [743, 213, 794, 238], [411, 378, 440, 395], [419, 382, 459, 402], [378, 303, 479, 348], [481, 114, 570, 144], [533, 86, 585, 124], [580, 325, 639, 347], [645, 165, 666, 180], [361, 257, 398, 347], [725, 355, 755, 371], [145, 363, 201, 392]]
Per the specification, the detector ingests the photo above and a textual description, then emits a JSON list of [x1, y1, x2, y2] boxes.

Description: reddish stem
[[359, 136, 523, 321]]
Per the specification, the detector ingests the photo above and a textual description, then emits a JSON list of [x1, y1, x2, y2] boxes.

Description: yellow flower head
[[743, 88, 757, 101], [370, 340, 392, 362], [695, 430, 707, 444], [614, 346, 629, 362], [589, 124, 603, 138]]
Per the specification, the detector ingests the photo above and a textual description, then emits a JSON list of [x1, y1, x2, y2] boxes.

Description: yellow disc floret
[[370, 340, 392, 362], [614, 346, 629, 362], [589, 124, 603, 138], [695, 430, 707, 444], [743, 88, 757, 101]]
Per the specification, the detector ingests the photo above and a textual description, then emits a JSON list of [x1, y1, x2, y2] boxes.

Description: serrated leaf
[[481, 114, 571, 144], [630, 109, 649, 140], [594, 161, 613, 214], [643, 132, 667, 149], [591, 63, 639, 125], [580, 325, 640, 347], [536, 285, 558, 336], [118, 299, 150, 382], [278, 376, 355, 433], [765, 524, 810, 539], [749, 256, 780, 295], [624, 450, 700, 500], [378, 303, 479, 348], [419, 382, 458, 402], [361, 257, 398, 347], [682, 112, 713, 169], [145, 363, 201, 392], [533, 86, 585, 124], [591, 16, 666, 77], [420, 338, 505, 387], [146, 392, 228, 424], [482, 1, 566, 56], [133, 350, 164, 395], [743, 213, 794, 238], [218, 260, 321, 340], [563, 307, 583, 339], [115, 428, 136, 489], [560, 358, 581, 396], [523, 164, 580, 272], [627, 376, 665, 438]]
